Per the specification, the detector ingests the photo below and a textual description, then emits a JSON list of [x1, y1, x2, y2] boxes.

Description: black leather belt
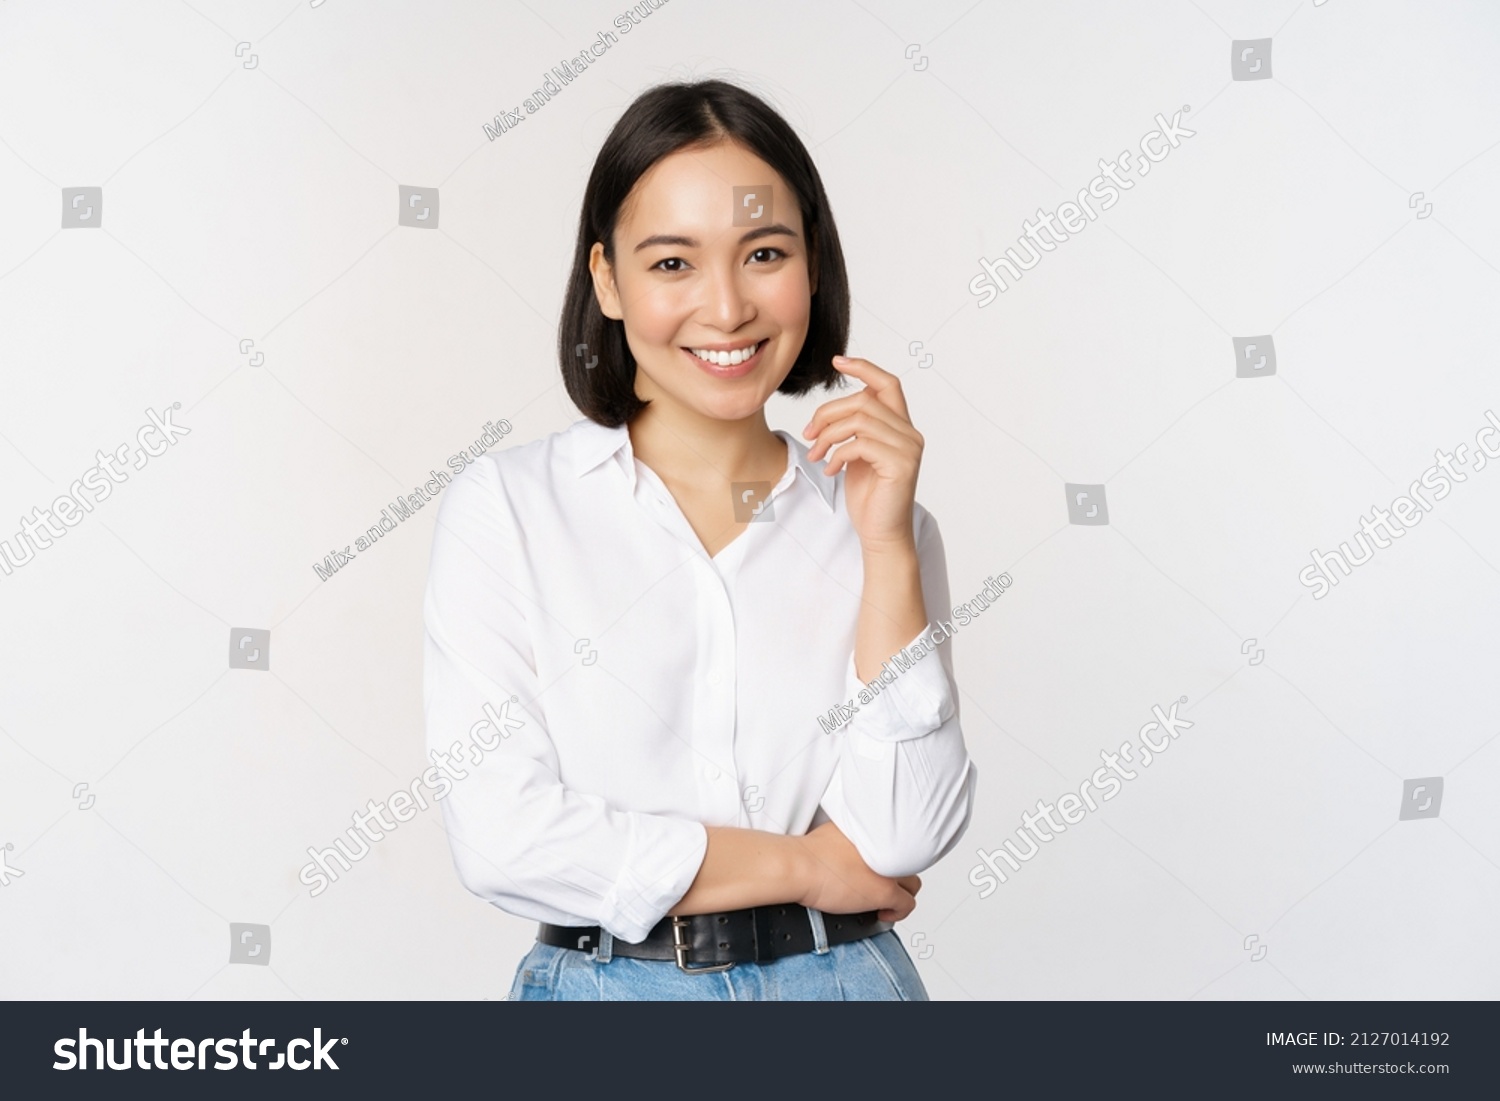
[[538, 906, 893, 972]]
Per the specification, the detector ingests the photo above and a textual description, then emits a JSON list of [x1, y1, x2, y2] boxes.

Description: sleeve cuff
[[841, 625, 956, 743], [598, 815, 708, 943]]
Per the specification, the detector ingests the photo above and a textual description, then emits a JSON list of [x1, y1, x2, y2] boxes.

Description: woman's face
[[590, 139, 814, 424]]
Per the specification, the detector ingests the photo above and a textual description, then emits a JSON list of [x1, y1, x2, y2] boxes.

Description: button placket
[[691, 556, 740, 821]]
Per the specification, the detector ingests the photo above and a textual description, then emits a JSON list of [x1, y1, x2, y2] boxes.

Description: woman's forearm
[[855, 538, 928, 684], [668, 826, 802, 914], [669, 822, 922, 921]]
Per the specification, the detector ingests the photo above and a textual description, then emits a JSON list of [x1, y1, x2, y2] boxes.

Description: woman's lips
[[682, 339, 766, 379]]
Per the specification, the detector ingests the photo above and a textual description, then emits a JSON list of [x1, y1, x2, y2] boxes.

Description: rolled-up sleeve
[[423, 458, 707, 943], [819, 509, 978, 878]]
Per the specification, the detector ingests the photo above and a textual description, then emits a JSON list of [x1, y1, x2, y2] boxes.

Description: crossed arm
[[670, 538, 934, 922]]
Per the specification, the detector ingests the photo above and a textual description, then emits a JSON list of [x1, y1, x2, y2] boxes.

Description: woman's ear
[[589, 242, 624, 320]]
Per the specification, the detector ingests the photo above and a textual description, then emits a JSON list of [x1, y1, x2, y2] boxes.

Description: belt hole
[[834, 922, 843, 929], [717, 916, 728, 924], [718, 941, 728, 949], [783, 933, 791, 940], [778, 908, 786, 915]]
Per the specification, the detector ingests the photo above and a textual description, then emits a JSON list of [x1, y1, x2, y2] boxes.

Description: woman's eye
[[651, 249, 785, 272]]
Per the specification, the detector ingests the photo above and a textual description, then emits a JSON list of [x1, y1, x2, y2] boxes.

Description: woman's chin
[[643, 381, 770, 422], [695, 391, 774, 422]]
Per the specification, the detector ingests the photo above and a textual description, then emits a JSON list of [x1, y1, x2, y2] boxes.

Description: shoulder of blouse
[[441, 420, 598, 525]]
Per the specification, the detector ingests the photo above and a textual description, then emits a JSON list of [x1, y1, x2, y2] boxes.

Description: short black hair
[[558, 78, 851, 427]]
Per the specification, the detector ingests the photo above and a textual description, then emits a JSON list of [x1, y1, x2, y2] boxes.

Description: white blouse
[[422, 417, 977, 943]]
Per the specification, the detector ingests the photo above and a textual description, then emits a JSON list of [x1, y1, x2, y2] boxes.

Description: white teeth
[[689, 340, 761, 367]]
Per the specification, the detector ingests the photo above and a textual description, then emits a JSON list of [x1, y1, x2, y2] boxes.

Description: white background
[[1, 0, 1497, 1000]]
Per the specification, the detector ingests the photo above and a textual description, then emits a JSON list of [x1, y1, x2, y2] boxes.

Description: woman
[[423, 78, 977, 1000]]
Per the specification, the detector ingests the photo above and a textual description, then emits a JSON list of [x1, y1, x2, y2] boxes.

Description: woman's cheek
[[766, 269, 812, 324], [631, 293, 691, 347]]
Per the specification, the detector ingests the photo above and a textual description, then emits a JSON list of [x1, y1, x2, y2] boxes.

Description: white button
[[703, 764, 721, 781]]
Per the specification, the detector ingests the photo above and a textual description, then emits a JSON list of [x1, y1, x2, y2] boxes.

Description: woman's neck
[[627, 404, 787, 490]]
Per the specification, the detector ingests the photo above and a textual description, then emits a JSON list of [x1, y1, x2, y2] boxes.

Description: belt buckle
[[671, 916, 735, 974]]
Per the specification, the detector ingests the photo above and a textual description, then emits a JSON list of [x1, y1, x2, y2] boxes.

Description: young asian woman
[[422, 78, 977, 1001]]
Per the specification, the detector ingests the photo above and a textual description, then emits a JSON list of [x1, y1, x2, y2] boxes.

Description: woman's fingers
[[806, 409, 918, 466], [831, 356, 912, 422], [878, 877, 920, 922], [876, 885, 917, 923], [804, 391, 920, 461]]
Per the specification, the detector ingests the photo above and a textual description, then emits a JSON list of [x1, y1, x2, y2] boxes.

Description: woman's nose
[[701, 265, 754, 329]]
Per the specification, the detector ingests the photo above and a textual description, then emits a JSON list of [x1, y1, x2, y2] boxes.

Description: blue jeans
[[507, 921, 929, 1001]]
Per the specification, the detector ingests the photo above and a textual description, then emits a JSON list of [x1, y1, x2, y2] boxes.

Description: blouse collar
[[568, 418, 838, 514]]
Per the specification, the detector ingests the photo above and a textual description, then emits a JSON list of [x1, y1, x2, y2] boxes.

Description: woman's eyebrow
[[633, 223, 799, 252]]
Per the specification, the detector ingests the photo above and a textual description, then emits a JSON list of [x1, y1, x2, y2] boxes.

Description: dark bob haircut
[[558, 79, 851, 427]]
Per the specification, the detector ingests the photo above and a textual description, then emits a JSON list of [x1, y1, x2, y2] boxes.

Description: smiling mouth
[[683, 339, 766, 368]]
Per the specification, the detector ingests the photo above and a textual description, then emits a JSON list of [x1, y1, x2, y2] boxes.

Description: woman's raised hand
[[802, 356, 924, 555]]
